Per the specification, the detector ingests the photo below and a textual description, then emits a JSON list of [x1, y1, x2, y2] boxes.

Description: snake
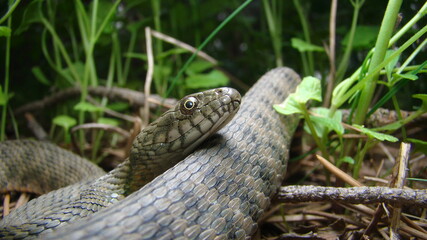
[[0, 67, 300, 239]]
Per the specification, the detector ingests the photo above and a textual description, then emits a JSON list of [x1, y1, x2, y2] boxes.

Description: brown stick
[[14, 86, 177, 115]]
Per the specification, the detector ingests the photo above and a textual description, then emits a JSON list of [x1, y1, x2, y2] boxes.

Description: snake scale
[[0, 67, 300, 239]]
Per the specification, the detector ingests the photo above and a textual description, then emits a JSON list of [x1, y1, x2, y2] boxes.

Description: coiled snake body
[[0, 67, 300, 239]]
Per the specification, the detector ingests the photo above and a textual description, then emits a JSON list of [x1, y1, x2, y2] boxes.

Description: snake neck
[[80, 159, 133, 202]]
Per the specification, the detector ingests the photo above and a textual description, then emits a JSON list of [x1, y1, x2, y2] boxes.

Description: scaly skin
[[1, 67, 300, 239], [1, 88, 241, 239]]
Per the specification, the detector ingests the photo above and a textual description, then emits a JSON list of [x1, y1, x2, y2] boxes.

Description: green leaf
[[15, 0, 44, 34], [413, 94, 427, 111], [52, 115, 77, 131], [98, 117, 120, 126], [74, 102, 103, 112], [407, 138, 427, 155], [340, 156, 355, 165], [407, 178, 427, 182], [32, 66, 50, 85], [185, 60, 214, 76], [291, 38, 324, 52], [294, 76, 322, 103], [394, 73, 418, 81], [90, 0, 116, 34], [342, 25, 379, 49], [332, 77, 356, 106], [274, 76, 322, 115], [0, 85, 14, 106], [0, 85, 6, 105], [107, 102, 130, 111], [273, 97, 301, 115], [374, 121, 402, 132], [0, 26, 11, 37], [353, 124, 398, 142], [156, 48, 189, 60], [62, 61, 85, 85], [385, 50, 400, 81], [185, 70, 229, 89], [124, 52, 147, 60], [304, 108, 344, 137], [154, 65, 172, 80]]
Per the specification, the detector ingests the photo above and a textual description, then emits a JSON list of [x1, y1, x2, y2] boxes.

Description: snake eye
[[180, 96, 198, 114], [184, 100, 194, 109]]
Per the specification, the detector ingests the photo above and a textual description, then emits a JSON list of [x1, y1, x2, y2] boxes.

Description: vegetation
[[1, 0, 426, 238]]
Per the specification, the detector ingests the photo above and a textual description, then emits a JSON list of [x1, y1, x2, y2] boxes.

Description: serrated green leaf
[[0, 26, 11, 37], [274, 77, 321, 116], [74, 102, 103, 112], [304, 108, 344, 137], [53, 115, 77, 130], [32, 66, 50, 85], [294, 76, 322, 103], [353, 124, 398, 142], [273, 97, 302, 115], [291, 38, 324, 52], [98, 117, 120, 126], [185, 70, 228, 89]]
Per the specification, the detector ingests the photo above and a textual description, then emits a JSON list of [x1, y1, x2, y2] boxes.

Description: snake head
[[130, 87, 241, 182]]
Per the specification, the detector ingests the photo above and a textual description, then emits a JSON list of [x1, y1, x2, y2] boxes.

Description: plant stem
[[353, 0, 403, 125], [389, 2, 427, 46], [42, 18, 81, 84], [0, 0, 20, 25], [1, 8, 12, 141], [300, 103, 329, 158], [263, 0, 283, 67], [293, 0, 314, 76], [335, 0, 365, 83], [332, 24, 427, 112]]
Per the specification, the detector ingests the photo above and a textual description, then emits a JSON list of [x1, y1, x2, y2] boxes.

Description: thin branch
[[150, 29, 217, 64], [14, 86, 177, 115], [143, 27, 155, 126], [71, 123, 131, 138], [278, 185, 427, 207], [390, 142, 411, 239], [323, 0, 337, 107], [24, 113, 48, 140], [150, 29, 249, 91]]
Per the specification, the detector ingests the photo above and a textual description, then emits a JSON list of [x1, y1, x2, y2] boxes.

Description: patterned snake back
[[1, 67, 300, 239]]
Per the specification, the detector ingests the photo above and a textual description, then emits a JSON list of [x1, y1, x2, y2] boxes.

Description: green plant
[[0, 0, 21, 141], [276, 0, 427, 179]]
